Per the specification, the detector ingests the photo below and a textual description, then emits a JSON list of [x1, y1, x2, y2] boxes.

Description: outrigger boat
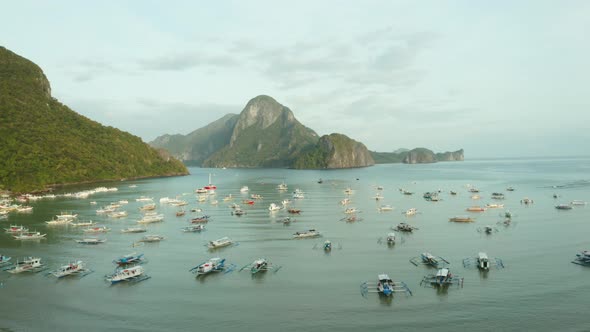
[[182, 225, 205, 232], [491, 192, 505, 200], [287, 208, 301, 214], [466, 206, 486, 212], [239, 258, 282, 274], [113, 253, 145, 266], [137, 214, 164, 224], [121, 227, 147, 233], [449, 216, 475, 222], [48, 260, 93, 278], [477, 225, 497, 234], [191, 215, 210, 223], [139, 203, 156, 211], [555, 204, 573, 210], [108, 211, 128, 218], [410, 252, 450, 268], [46, 218, 73, 226], [139, 235, 165, 243], [340, 214, 363, 222], [135, 196, 153, 202], [344, 207, 360, 214], [231, 208, 246, 216], [6, 257, 46, 274], [360, 274, 412, 298], [105, 265, 150, 284], [377, 205, 394, 212], [208, 237, 234, 249], [75, 238, 106, 245], [392, 223, 418, 232], [313, 240, 341, 251], [277, 182, 288, 191], [463, 252, 504, 270], [572, 250, 590, 266], [83, 226, 111, 233], [403, 208, 418, 216], [5, 225, 28, 233], [485, 203, 504, 209], [282, 217, 295, 225], [13, 231, 46, 240], [571, 200, 588, 206], [293, 229, 320, 239], [420, 268, 463, 288], [190, 257, 235, 276], [70, 220, 95, 227], [0, 254, 12, 267], [268, 203, 281, 212]]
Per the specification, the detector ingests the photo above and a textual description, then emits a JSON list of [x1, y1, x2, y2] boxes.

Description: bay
[[1, 157, 589, 331]]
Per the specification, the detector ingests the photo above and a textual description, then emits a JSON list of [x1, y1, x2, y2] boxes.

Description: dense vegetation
[[0, 46, 188, 192], [293, 133, 374, 169], [371, 148, 464, 164]]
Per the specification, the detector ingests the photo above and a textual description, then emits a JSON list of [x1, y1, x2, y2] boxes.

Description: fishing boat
[[555, 204, 573, 210], [135, 196, 153, 202], [323, 240, 332, 251], [83, 226, 111, 233], [176, 210, 186, 217], [204, 173, 217, 190], [282, 217, 295, 225], [170, 200, 188, 207], [251, 194, 263, 200], [121, 227, 147, 233], [70, 220, 95, 227], [75, 238, 106, 245], [449, 216, 475, 222], [222, 194, 233, 201], [138, 235, 165, 242], [485, 203, 504, 209], [277, 182, 288, 191], [506, 187, 515, 191], [16, 206, 33, 213], [105, 265, 148, 284], [373, 193, 384, 200], [386, 232, 396, 244], [281, 199, 292, 206], [403, 208, 418, 216], [360, 274, 413, 297], [239, 258, 282, 274], [195, 188, 208, 194], [392, 223, 418, 232], [6, 257, 44, 274], [182, 225, 205, 232], [137, 214, 164, 224], [292, 192, 305, 199], [420, 268, 464, 287], [46, 218, 73, 226], [240, 186, 249, 193], [208, 237, 234, 249], [231, 208, 246, 216], [463, 252, 504, 270], [56, 212, 78, 220], [344, 207, 360, 214], [572, 250, 590, 266], [466, 206, 486, 212], [191, 215, 210, 223], [113, 253, 145, 265], [340, 198, 351, 205], [268, 203, 281, 212], [108, 211, 128, 218], [571, 200, 587, 206], [293, 229, 320, 239], [139, 203, 156, 211], [5, 225, 28, 233], [378, 205, 394, 212], [344, 188, 353, 195], [190, 257, 229, 276], [521, 197, 534, 205], [49, 261, 90, 278], [13, 231, 47, 240], [288, 208, 302, 214], [0, 254, 12, 266], [96, 206, 116, 214], [410, 252, 449, 268], [119, 200, 129, 205], [491, 192, 505, 199]]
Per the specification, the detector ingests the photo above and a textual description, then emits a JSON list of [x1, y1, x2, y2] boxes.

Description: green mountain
[[202, 95, 319, 168], [294, 133, 374, 169], [0, 46, 188, 193], [150, 113, 239, 166], [370, 148, 464, 164]]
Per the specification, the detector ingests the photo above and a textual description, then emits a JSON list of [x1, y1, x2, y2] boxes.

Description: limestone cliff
[[294, 133, 374, 169]]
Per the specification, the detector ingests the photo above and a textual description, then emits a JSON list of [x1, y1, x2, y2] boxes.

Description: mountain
[[371, 148, 464, 164], [151, 113, 239, 166], [293, 133, 374, 169], [0, 46, 188, 193], [202, 95, 319, 168]]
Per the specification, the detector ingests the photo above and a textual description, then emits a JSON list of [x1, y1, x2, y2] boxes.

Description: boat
[[6, 257, 44, 274], [506, 187, 515, 191], [341, 214, 362, 222], [0, 254, 12, 266], [113, 253, 145, 265], [139, 203, 156, 211], [137, 214, 164, 224], [108, 211, 128, 218], [56, 212, 78, 220], [208, 237, 234, 249], [195, 188, 208, 194], [282, 217, 295, 225], [360, 274, 413, 297], [96, 206, 116, 214], [555, 204, 573, 210], [466, 206, 486, 212], [410, 252, 449, 268], [292, 192, 305, 199], [392, 223, 418, 232], [450, 191, 457, 195], [449, 216, 475, 222], [204, 173, 217, 190], [401, 190, 413, 195], [105, 265, 148, 284], [240, 186, 249, 193], [377, 205, 393, 212], [49, 260, 90, 278], [135, 196, 153, 202], [121, 227, 147, 233], [176, 210, 186, 217], [340, 198, 351, 205], [293, 229, 320, 239], [75, 238, 106, 244], [119, 200, 129, 205], [70, 220, 95, 227], [222, 194, 233, 201], [170, 200, 188, 207], [491, 192, 505, 199], [463, 252, 504, 270], [190, 257, 228, 276], [344, 188, 353, 195], [403, 208, 418, 216], [16, 206, 33, 213], [268, 203, 281, 212], [182, 225, 205, 232], [572, 250, 590, 266], [471, 194, 481, 200], [251, 194, 263, 200], [231, 208, 246, 216], [13, 231, 47, 240], [191, 215, 210, 223], [317, 178, 323, 184], [323, 240, 332, 251], [468, 188, 480, 193], [521, 197, 534, 205], [83, 226, 111, 233], [485, 203, 504, 209], [386, 232, 396, 244], [277, 182, 288, 191], [46, 218, 73, 226], [420, 268, 464, 287], [5, 225, 28, 233], [344, 207, 359, 214], [239, 258, 281, 274], [287, 208, 301, 214], [571, 200, 588, 206], [139, 235, 165, 242], [281, 199, 292, 206]]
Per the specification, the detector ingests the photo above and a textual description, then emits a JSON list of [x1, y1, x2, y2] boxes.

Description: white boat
[[195, 188, 208, 194], [139, 235, 165, 242], [135, 196, 153, 202], [378, 205, 394, 212], [571, 200, 588, 206], [13, 231, 46, 240], [137, 214, 164, 224], [49, 261, 88, 278], [108, 211, 128, 218], [485, 203, 504, 209], [5, 225, 28, 233], [292, 191, 305, 199], [119, 200, 129, 205], [372, 193, 384, 200], [190, 257, 226, 275], [71, 220, 95, 227], [222, 194, 233, 202], [182, 225, 205, 232], [386, 232, 396, 244], [340, 198, 351, 205], [277, 182, 288, 191], [208, 237, 234, 249], [56, 212, 78, 220], [281, 199, 292, 206], [46, 218, 72, 226], [83, 226, 111, 233], [16, 206, 33, 213], [7, 257, 43, 274], [293, 229, 320, 239], [240, 186, 249, 193], [170, 200, 188, 207], [121, 227, 147, 233], [96, 207, 116, 214], [268, 203, 281, 212], [105, 265, 146, 284], [251, 194, 263, 199], [403, 208, 418, 216], [139, 203, 156, 211], [344, 207, 359, 214], [75, 238, 106, 244]]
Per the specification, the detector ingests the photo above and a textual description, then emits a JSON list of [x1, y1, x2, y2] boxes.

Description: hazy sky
[[2, 1, 589, 158]]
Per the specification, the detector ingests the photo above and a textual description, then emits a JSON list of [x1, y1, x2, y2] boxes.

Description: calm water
[[1, 158, 589, 331]]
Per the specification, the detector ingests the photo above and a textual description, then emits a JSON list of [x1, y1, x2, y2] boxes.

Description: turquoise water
[[1, 158, 589, 331]]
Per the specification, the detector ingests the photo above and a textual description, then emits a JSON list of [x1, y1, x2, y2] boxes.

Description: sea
[[1, 157, 589, 331]]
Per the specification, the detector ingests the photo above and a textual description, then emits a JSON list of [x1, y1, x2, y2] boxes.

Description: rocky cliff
[[294, 133, 374, 169], [371, 148, 464, 164], [436, 149, 464, 161], [403, 148, 437, 164]]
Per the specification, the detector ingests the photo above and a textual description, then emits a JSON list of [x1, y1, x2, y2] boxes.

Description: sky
[[2, 1, 589, 158]]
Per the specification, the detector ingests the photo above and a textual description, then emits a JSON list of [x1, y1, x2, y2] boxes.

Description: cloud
[[139, 52, 240, 71]]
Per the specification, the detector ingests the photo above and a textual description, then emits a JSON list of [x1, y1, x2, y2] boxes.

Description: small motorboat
[[293, 229, 320, 239], [182, 225, 205, 232], [392, 223, 418, 232], [137, 214, 164, 224], [135, 196, 153, 202], [0, 254, 12, 266], [571, 200, 587, 206], [240, 186, 249, 193], [403, 208, 418, 216], [572, 250, 590, 266], [287, 208, 301, 214], [75, 238, 106, 245], [176, 210, 186, 217], [277, 182, 288, 191], [139, 203, 157, 211], [344, 207, 359, 214], [485, 203, 504, 209], [105, 265, 149, 284], [70, 220, 95, 227], [113, 253, 145, 266], [208, 237, 234, 249], [191, 215, 210, 223]]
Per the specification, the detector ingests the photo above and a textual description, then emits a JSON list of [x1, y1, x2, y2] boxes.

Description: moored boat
[[466, 206, 486, 212], [49, 260, 89, 278], [75, 238, 106, 245], [190, 257, 227, 276], [6, 257, 44, 274], [5, 225, 28, 233], [113, 253, 145, 265], [208, 236, 233, 249], [293, 229, 320, 239], [105, 265, 147, 284], [139, 235, 165, 242], [13, 231, 46, 240], [121, 227, 147, 233], [182, 225, 205, 232], [449, 216, 475, 222]]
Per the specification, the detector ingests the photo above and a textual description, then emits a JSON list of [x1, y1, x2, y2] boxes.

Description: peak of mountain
[[0, 47, 188, 193]]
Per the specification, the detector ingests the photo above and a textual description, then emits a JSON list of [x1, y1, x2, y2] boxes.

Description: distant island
[[0, 46, 188, 193], [152, 95, 464, 169]]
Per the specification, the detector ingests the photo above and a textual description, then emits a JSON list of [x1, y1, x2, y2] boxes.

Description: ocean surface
[[1, 157, 589, 331]]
